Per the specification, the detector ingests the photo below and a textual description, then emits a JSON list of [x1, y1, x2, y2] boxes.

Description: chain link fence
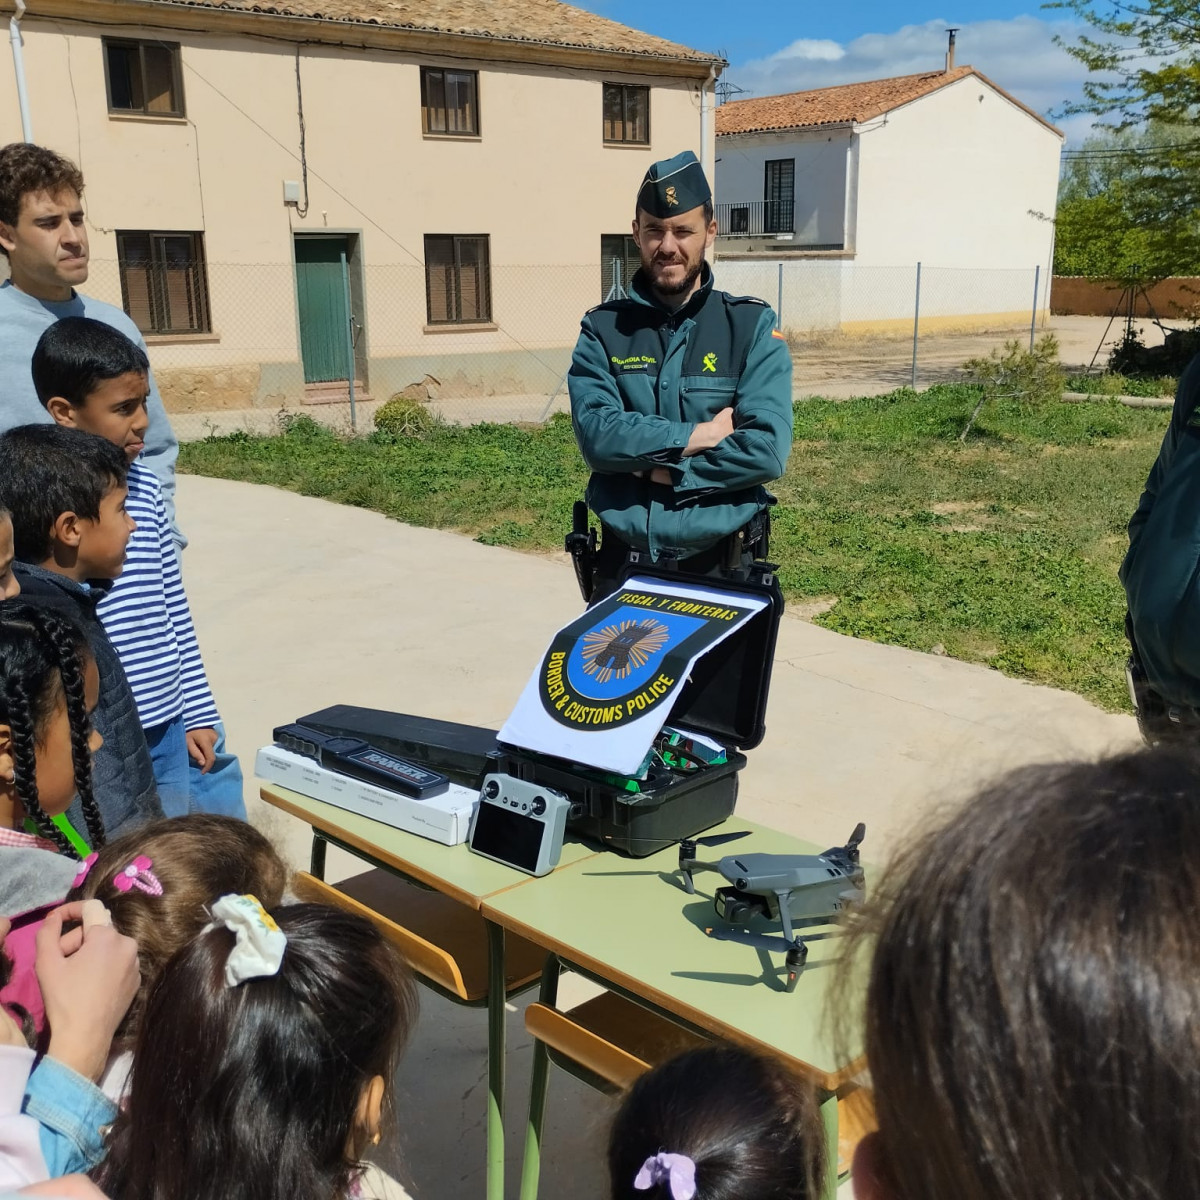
[[79, 258, 1051, 441]]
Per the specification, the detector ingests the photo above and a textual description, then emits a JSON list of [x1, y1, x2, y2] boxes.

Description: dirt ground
[[171, 315, 1186, 440], [788, 314, 1182, 400]]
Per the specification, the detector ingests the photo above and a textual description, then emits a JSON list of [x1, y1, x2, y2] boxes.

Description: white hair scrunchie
[[202, 893, 287, 987]]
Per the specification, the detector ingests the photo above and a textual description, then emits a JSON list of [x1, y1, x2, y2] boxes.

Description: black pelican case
[[296, 559, 784, 858]]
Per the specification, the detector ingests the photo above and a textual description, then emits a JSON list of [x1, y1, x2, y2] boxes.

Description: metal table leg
[[486, 919, 506, 1200], [819, 1088, 839, 1200], [310, 831, 327, 879], [518, 955, 561, 1200]]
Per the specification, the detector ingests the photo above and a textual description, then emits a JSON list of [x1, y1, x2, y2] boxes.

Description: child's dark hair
[[96, 902, 419, 1200], [32, 317, 149, 409], [840, 745, 1200, 1200], [0, 425, 127, 563], [608, 1046, 825, 1200], [68, 815, 289, 1048], [0, 599, 103, 856]]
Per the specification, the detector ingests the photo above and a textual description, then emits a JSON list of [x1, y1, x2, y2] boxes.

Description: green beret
[[636, 150, 712, 218]]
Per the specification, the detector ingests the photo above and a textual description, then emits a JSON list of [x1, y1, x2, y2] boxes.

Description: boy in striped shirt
[[31, 317, 245, 818]]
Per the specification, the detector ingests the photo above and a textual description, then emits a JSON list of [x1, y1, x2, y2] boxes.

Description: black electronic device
[[468, 773, 570, 877], [680, 824, 867, 992], [272, 723, 449, 800]]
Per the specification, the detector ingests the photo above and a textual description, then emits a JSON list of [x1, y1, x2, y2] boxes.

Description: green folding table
[[260, 784, 601, 1200], [480, 820, 866, 1200]]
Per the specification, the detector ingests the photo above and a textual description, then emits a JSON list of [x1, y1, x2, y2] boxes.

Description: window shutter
[[425, 236, 455, 323], [142, 44, 177, 114]]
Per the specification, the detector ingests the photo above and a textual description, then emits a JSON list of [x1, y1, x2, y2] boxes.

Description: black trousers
[[588, 510, 771, 604]]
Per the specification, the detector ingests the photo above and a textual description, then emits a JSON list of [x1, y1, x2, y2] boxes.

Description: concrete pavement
[[179, 473, 1138, 1199]]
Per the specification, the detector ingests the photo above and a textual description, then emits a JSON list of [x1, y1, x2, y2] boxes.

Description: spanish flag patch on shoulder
[[771, 329, 787, 340]]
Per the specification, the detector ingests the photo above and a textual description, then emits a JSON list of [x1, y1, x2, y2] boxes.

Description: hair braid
[[40, 612, 104, 850], [3, 673, 74, 856]]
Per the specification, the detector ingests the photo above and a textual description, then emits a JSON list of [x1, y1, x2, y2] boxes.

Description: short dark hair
[[97, 903, 419, 1200], [0, 143, 84, 257], [608, 1046, 825, 1200], [842, 745, 1200, 1200], [0, 425, 127, 562], [32, 317, 149, 409]]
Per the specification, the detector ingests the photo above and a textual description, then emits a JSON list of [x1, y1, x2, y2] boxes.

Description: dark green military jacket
[[568, 264, 793, 560], [1122, 354, 1200, 705]]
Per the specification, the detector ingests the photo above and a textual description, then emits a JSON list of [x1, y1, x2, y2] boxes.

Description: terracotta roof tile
[[132, 0, 720, 62], [716, 66, 1059, 136]]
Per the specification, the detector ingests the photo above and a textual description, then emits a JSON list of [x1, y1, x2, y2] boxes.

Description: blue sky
[[575, 3, 1098, 141]]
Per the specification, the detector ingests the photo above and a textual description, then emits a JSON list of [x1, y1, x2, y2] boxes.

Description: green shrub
[[373, 397, 437, 440]]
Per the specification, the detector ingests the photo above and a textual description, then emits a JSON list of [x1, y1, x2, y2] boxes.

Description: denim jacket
[[0, 1047, 116, 1184]]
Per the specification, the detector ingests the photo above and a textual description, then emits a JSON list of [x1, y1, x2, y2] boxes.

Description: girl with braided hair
[[0, 598, 106, 1040]]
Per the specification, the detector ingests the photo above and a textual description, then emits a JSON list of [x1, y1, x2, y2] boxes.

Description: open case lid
[[613, 555, 785, 752]]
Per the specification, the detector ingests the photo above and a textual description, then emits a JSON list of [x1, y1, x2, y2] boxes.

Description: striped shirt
[[96, 462, 219, 731]]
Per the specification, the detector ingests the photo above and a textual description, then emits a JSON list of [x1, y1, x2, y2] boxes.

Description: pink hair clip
[[72, 852, 98, 889], [113, 856, 163, 896]]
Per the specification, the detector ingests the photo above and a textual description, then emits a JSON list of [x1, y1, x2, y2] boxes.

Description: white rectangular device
[[467, 773, 570, 877], [255, 745, 478, 846]]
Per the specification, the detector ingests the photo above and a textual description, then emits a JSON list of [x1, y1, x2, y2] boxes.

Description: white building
[[713, 66, 1064, 334]]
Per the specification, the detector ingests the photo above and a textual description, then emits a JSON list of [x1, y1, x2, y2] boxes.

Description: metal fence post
[[339, 248, 357, 432], [776, 262, 783, 332], [1029, 264, 1041, 352], [911, 262, 922, 389]]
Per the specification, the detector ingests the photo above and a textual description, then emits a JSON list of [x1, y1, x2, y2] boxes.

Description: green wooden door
[[294, 236, 351, 383]]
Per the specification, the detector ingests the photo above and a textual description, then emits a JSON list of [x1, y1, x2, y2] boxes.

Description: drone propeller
[[705, 927, 808, 993], [835, 822, 866, 865], [693, 830, 752, 849], [704, 926, 788, 954]]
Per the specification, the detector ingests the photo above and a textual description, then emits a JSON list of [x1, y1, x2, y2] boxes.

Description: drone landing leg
[[777, 891, 796, 943]]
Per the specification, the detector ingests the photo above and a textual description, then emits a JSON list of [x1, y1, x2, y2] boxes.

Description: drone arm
[[776, 891, 796, 943]]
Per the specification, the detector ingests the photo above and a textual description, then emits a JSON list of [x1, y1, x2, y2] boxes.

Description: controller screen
[[472, 801, 543, 873]]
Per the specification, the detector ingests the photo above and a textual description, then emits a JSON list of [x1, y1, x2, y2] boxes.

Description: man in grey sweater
[[0, 142, 181, 542]]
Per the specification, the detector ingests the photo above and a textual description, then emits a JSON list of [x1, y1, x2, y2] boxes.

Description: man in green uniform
[[568, 151, 793, 600], [1121, 354, 1200, 741]]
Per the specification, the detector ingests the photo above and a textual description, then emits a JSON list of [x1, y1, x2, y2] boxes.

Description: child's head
[[608, 1046, 825, 1200], [99, 901, 419, 1200], [0, 507, 19, 601], [67, 814, 289, 1048], [0, 598, 103, 855], [0, 424, 133, 580], [848, 745, 1200, 1200], [33, 318, 150, 463]]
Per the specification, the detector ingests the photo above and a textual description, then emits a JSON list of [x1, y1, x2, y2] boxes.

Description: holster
[[565, 500, 597, 602]]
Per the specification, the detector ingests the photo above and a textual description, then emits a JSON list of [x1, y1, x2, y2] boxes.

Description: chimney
[[946, 28, 958, 72]]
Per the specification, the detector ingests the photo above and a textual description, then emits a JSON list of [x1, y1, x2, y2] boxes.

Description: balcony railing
[[716, 200, 795, 237]]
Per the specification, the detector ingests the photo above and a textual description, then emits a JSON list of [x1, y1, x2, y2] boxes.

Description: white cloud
[[765, 38, 846, 64], [728, 16, 1105, 143]]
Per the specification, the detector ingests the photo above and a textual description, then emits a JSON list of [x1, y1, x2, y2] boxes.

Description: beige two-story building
[[0, 0, 722, 420]]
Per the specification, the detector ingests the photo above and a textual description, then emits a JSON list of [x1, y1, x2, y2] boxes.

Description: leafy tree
[[1048, 1, 1200, 278], [1053, 126, 1192, 278]]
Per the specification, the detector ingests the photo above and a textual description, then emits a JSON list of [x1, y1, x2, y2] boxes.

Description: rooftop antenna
[[713, 51, 749, 105], [946, 28, 959, 72]]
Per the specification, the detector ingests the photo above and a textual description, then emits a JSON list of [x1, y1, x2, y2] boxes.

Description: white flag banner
[[498, 576, 767, 774]]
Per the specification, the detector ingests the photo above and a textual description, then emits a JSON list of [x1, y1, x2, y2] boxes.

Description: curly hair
[[0, 599, 103, 857], [0, 143, 84, 234]]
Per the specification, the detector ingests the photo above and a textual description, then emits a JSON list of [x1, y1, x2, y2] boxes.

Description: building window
[[421, 67, 479, 136], [763, 159, 795, 235], [104, 39, 184, 117], [117, 231, 211, 335], [425, 235, 492, 325], [603, 83, 649, 144], [600, 234, 640, 300]]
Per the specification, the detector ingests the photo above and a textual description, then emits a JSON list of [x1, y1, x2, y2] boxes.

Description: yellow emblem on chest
[[702, 352, 718, 372]]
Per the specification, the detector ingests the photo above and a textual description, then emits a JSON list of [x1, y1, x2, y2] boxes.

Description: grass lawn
[[179, 385, 1170, 712]]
